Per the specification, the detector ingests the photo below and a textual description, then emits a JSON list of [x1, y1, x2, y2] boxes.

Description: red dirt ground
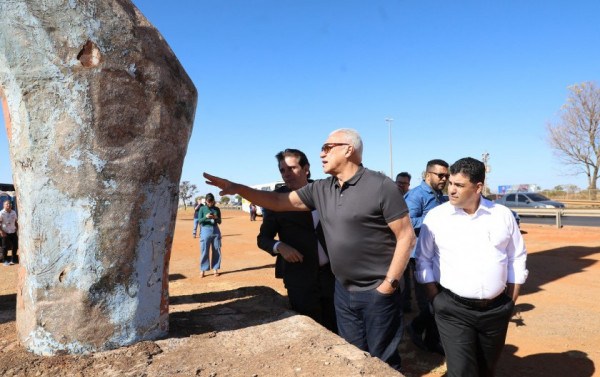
[[0, 208, 598, 376]]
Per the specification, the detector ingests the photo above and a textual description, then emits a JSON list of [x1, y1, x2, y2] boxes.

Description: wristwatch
[[386, 277, 399, 289]]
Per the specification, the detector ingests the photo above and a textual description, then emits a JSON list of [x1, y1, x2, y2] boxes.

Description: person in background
[[198, 193, 222, 277], [192, 197, 204, 238], [249, 203, 257, 221], [395, 172, 411, 195], [203, 128, 415, 371], [395, 171, 413, 312], [404, 159, 449, 354], [415, 157, 527, 376], [257, 148, 337, 333], [0, 200, 18, 266]]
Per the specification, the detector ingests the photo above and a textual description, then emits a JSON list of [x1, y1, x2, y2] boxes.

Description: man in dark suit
[[257, 148, 337, 333]]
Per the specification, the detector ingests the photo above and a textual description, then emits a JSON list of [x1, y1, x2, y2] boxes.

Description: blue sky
[[1, 1, 599, 196]]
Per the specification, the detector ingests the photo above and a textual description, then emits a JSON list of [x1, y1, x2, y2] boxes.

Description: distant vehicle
[[241, 181, 285, 216], [512, 210, 521, 227], [483, 196, 520, 227], [495, 192, 565, 209]]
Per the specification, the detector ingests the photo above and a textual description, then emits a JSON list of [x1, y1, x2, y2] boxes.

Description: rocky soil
[[0, 209, 598, 376]]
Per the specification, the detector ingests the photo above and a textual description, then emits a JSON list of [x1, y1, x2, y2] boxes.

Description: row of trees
[[178, 181, 241, 209]]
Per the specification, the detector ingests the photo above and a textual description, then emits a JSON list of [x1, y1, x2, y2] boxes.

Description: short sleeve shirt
[[0, 209, 17, 234], [296, 166, 408, 290]]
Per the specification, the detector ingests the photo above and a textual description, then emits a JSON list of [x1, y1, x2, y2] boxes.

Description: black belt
[[441, 287, 505, 310]]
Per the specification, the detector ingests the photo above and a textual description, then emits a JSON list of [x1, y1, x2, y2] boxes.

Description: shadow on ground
[[497, 345, 595, 377], [521, 246, 600, 296], [169, 285, 291, 337]]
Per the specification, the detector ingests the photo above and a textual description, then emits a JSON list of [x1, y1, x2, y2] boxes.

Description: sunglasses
[[321, 143, 350, 154], [428, 171, 450, 179]]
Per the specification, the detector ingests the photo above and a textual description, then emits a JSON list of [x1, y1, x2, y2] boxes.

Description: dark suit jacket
[[256, 185, 326, 289]]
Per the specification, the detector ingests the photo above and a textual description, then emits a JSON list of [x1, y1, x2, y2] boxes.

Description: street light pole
[[482, 152, 490, 196], [385, 118, 393, 178]]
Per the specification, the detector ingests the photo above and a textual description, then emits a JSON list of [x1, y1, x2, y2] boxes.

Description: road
[[519, 215, 600, 227]]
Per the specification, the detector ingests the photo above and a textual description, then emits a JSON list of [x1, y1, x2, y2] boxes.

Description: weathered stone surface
[[0, 0, 197, 355]]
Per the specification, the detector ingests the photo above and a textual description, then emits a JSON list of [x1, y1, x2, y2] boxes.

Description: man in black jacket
[[257, 148, 336, 333]]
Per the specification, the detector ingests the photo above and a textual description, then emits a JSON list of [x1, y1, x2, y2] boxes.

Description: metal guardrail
[[560, 200, 600, 207], [563, 208, 600, 217], [512, 207, 600, 228]]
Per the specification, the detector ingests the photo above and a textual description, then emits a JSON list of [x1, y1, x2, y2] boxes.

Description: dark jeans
[[334, 279, 404, 371], [192, 217, 200, 236], [433, 289, 515, 377], [1, 232, 18, 262]]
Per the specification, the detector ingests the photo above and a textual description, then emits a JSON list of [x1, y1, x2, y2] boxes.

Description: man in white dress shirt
[[0, 200, 18, 265], [415, 157, 528, 377]]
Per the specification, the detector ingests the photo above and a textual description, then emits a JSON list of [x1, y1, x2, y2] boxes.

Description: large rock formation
[[0, 1, 197, 355]]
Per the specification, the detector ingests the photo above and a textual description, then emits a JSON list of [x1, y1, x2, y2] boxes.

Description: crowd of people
[[200, 128, 527, 376], [1, 126, 525, 375]]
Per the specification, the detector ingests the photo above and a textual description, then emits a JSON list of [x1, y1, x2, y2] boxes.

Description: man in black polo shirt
[[204, 128, 416, 371]]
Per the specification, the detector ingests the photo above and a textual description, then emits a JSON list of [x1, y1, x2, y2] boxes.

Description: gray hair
[[330, 128, 363, 160]]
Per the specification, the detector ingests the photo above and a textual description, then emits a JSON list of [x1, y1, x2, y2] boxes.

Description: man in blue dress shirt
[[404, 159, 449, 354]]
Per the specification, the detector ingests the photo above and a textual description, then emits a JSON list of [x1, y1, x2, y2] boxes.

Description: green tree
[[547, 81, 600, 199], [220, 196, 231, 205], [178, 181, 197, 211]]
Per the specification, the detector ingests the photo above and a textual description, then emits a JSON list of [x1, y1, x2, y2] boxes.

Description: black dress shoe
[[426, 341, 445, 356]]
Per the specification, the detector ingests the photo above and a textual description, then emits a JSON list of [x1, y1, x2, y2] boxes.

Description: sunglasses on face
[[428, 172, 449, 179], [321, 143, 350, 154]]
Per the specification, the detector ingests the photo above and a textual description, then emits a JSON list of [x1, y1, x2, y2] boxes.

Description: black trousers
[[433, 289, 515, 377], [286, 265, 337, 334], [1, 232, 18, 261]]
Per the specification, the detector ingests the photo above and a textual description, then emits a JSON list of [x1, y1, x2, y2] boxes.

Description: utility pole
[[482, 152, 490, 196], [385, 118, 393, 178]]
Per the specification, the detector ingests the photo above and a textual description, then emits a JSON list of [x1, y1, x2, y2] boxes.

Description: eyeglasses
[[321, 143, 350, 154], [428, 171, 449, 179]]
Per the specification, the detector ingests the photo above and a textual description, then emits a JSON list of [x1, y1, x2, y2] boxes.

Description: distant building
[[241, 181, 284, 215], [0, 183, 14, 192]]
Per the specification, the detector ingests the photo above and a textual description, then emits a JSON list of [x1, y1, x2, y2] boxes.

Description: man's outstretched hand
[[203, 173, 237, 196]]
